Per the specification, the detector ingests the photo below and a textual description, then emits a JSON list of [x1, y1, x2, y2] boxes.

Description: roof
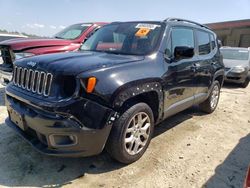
[[205, 19, 250, 30]]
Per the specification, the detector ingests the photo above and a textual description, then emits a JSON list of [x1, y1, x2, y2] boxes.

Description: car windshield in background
[[81, 22, 163, 55], [221, 49, 250, 60], [54, 23, 92, 40]]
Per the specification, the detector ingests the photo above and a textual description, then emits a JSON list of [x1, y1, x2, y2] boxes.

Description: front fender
[[110, 79, 163, 107], [110, 79, 164, 124], [77, 54, 165, 107]]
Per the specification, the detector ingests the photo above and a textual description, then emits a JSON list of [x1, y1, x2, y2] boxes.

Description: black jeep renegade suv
[[5, 18, 224, 164]]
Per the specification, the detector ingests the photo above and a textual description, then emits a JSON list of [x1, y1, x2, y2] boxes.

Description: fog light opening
[[49, 134, 78, 147]]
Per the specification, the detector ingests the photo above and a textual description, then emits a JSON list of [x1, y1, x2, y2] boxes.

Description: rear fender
[[213, 69, 225, 86]]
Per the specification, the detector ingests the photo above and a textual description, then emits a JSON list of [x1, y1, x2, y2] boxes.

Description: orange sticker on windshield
[[135, 28, 150, 37]]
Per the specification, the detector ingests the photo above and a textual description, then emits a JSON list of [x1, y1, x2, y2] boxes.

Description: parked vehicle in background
[[244, 166, 250, 188], [0, 33, 28, 42], [0, 33, 27, 69], [0, 22, 107, 85], [220, 47, 250, 88], [4, 18, 224, 164]]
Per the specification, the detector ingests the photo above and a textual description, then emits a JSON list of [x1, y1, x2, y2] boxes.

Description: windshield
[[81, 22, 164, 55], [54, 23, 92, 40], [221, 49, 250, 61]]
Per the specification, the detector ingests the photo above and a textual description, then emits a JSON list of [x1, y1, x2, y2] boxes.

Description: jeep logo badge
[[27, 61, 37, 67]]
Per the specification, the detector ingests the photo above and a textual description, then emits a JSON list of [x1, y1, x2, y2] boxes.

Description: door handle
[[193, 63, 201, 67], [191, 66, 197, 72]]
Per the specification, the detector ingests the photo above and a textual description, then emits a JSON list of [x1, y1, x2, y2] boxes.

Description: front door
[[162, 27, 197, 118]]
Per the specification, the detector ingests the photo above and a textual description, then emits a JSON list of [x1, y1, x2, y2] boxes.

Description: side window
[[210, 34, 216, 50], [171, 28, 195, 53], [197, 30, 211, 55]]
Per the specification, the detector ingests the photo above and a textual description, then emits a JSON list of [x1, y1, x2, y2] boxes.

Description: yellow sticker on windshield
[[135, 28, 150, 37]]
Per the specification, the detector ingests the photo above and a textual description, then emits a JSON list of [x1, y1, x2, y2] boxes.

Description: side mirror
[[174, 46, 194, 60]]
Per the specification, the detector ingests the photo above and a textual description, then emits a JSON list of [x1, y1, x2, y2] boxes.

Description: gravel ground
[[0, 83, 249, 188]]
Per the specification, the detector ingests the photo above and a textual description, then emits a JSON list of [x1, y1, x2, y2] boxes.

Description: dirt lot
[[0, 83, 249, 188]]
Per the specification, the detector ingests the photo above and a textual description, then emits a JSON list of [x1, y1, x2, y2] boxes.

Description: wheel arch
[[213, 69, 225, 87], [111, 80, 164, 123]]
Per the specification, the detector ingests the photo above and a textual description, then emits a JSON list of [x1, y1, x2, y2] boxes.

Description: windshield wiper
[[54, 36, 64, 39], [109, 51, 139, 56], [80, 49, 140, 56], [95, 50, 138, 56]]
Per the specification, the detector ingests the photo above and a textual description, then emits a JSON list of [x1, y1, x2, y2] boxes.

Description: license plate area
[[9, 107, 26, 131]]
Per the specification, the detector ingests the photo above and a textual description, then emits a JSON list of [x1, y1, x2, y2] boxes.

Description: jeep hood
[[0, 38, 74, 51], [15, 51, 145, 75], [223, 59, 250, 68]]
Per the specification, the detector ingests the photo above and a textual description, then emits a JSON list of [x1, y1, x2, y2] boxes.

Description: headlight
[[231, 66, 246, 73], [14, 52, 34, 60]]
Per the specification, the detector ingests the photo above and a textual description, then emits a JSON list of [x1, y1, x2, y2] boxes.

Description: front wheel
[[241, 77, 249, 88], [106, 103, 154, 164], [199, 81, 220, 114]]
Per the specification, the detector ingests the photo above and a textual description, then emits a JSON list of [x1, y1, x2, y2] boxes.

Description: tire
[[106, 103, 154, 164], [199, 80, 220, 114], [241, 77, 249, 88]]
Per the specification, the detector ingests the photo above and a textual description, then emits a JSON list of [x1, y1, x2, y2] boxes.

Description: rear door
[[193, 30, 214, 103]]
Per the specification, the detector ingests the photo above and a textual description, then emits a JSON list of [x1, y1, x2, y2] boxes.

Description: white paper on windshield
[[135, 23, 161, 30]]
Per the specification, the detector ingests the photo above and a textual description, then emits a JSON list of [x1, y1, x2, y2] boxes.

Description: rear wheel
[[199, 81, 220, 114], [241, 77, 249, 88], [106, 103, 154, 164]]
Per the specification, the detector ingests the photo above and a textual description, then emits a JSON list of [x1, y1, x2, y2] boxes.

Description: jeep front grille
[[13, 66, 53, 97]]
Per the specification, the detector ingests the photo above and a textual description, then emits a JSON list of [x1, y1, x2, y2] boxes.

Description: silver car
[[220, 47, 250, 88]]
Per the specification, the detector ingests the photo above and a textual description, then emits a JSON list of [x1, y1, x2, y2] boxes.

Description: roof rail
[[164, 18, 211, 30]]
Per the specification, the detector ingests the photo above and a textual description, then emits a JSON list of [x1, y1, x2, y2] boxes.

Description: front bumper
[[0, 69, 12, 85], [224, 70, 248, 84], [5, 87, 117, 157]]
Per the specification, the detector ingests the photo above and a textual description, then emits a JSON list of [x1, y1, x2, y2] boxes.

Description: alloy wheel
[[124, 112, 151, 155], [210, 85, 219, 109]]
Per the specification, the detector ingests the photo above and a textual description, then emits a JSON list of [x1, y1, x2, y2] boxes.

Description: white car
[[220, 47, 250, 88]]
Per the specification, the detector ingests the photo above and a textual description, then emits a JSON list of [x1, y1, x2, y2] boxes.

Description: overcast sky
[[0, 0, 249, 36]]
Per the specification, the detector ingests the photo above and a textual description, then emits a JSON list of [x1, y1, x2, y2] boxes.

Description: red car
[[245, 166, 250, 188], [0, 22, 107, 85]]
